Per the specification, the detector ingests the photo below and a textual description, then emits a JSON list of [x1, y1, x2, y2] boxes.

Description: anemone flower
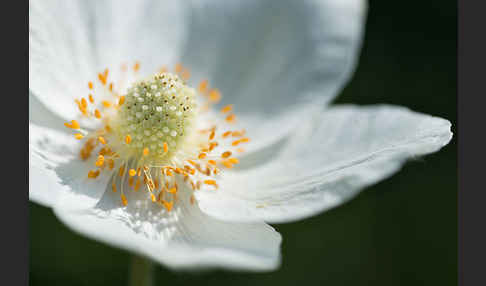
[[29, 0, 452, 281]]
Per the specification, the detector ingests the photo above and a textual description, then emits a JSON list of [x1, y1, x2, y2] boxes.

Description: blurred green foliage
[[30, 1, 456, 285]]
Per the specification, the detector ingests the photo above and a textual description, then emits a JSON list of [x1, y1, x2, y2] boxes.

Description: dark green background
[[30, 1, 457, 285]]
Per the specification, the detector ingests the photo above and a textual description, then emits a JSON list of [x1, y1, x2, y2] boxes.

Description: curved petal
[[196, 105, 453, 223], [29, 0, 187, 120], [181, 0, 367, 116], [52, 180, 281, 271]]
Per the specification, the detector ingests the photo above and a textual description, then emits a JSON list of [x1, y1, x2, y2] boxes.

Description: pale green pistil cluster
[[113, 73, 197, 162]]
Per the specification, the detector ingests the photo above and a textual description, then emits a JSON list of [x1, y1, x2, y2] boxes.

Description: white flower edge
[[195, 104, 453, 223], [29, 0, 366, 121]]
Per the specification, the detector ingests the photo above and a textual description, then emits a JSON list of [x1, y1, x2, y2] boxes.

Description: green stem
[[129, 255, 154, 286]]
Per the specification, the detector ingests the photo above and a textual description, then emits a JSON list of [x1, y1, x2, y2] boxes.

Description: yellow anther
[[128, 169, 137, 177], [134, 178, 141, 191], [88, 94, 94, 103], [64, 120, 80, 130], [208, 160, 217, 165], [175, 63, 183, 73], [74, 133, 84, 140], [181, 68, 191, 80], [208, 89, 221, 103], [134, 61, 140, 72], [228, 157, 239, 164], [88, 170, 100, 179], [209, 130, 216, 140], [98, 136, 106, 145], [143, 148, 149, 156], [88, 81, 93, 89], [107, 159, 114, 170], [226, 114, 236, 123], [102, 101, 112, 108], [213, 168, 220, 175], [168, 187, 177, 194], [125, 135, 131, 144], [209, 142, 219, 151], [95, 155, 105, 167], [81, 98, 88, 109], [112, 182, 117, 193], [150, 193, 156, 202], [162, 200, 173, 212], [198, 80, 208, 93], [118, 165, 125, 177], [198, 153, 207, 159], [237, 148, 245, 153], [98, 72, 107, 85], [232, 130, 246, 137], [221, 151, 232, 158], [94, 109, 101, 119], [121, 194, 128, 206], [203, 180, 218, 189], [105, 125, 112, 132], [128, 176, 134, 187], [118, 96, 125, 106], [221, 104, 233, 113], [222, 131, 232, 138], [163, 142, 168, 153], [222, 160, 233, 169], [109, 83, 114, 92]]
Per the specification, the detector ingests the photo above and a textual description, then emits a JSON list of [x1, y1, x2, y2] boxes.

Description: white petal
[[53, 182, 281, 271], [29, 113, 108, 207], [181, 0, 367, 115], [196, 105, 453, 223], [29, 0, 187, 120]]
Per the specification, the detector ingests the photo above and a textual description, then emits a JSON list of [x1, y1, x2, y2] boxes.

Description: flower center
[[111, 73, 197, 164], [62, 62, 250, 211]]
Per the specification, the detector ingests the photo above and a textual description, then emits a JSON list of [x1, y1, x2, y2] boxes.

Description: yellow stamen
[[88, 94, 94, 103], [88, 170, 100, 179], [198, 153, 207, 159], [228, 157, 239, 164], [221, 151, 232, 158], [226, 114, 236, 123], [94, 109, 101, 119], [125, 135, 131, 144], [64, 120, 80, 130], [143, 148, 149, 156], [102, 101, 111, 108], [129, 169, 137, 177], [208, 89, 221, 103], [134, 178, 141, 191], [118, 165, 125, 177], [112, 183, 117, 193], [81, 98, 88, 109], [221, 104, 233, 113], [98, 136, 107, 145], [88, 81, 93, 89], [134, 61, 140, 72], [95, 155, 105, 167], [74, 133, 84, 140], [118, 96, 125, 106], [162, 200, 173, 212], [121, 194, 128, 206], [163, 142, 168, 153]]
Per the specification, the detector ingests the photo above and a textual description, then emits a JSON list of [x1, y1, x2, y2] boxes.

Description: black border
[[458, 1, 486, 285]]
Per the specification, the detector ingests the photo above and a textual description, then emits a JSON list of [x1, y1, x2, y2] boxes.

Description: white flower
[[29, 0, 452, 272]]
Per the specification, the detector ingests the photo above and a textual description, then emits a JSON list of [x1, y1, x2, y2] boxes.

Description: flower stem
[[129, 255, 154, 286]]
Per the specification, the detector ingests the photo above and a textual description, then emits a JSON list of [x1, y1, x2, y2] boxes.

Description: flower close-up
[[29, 0, 453, 279]]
